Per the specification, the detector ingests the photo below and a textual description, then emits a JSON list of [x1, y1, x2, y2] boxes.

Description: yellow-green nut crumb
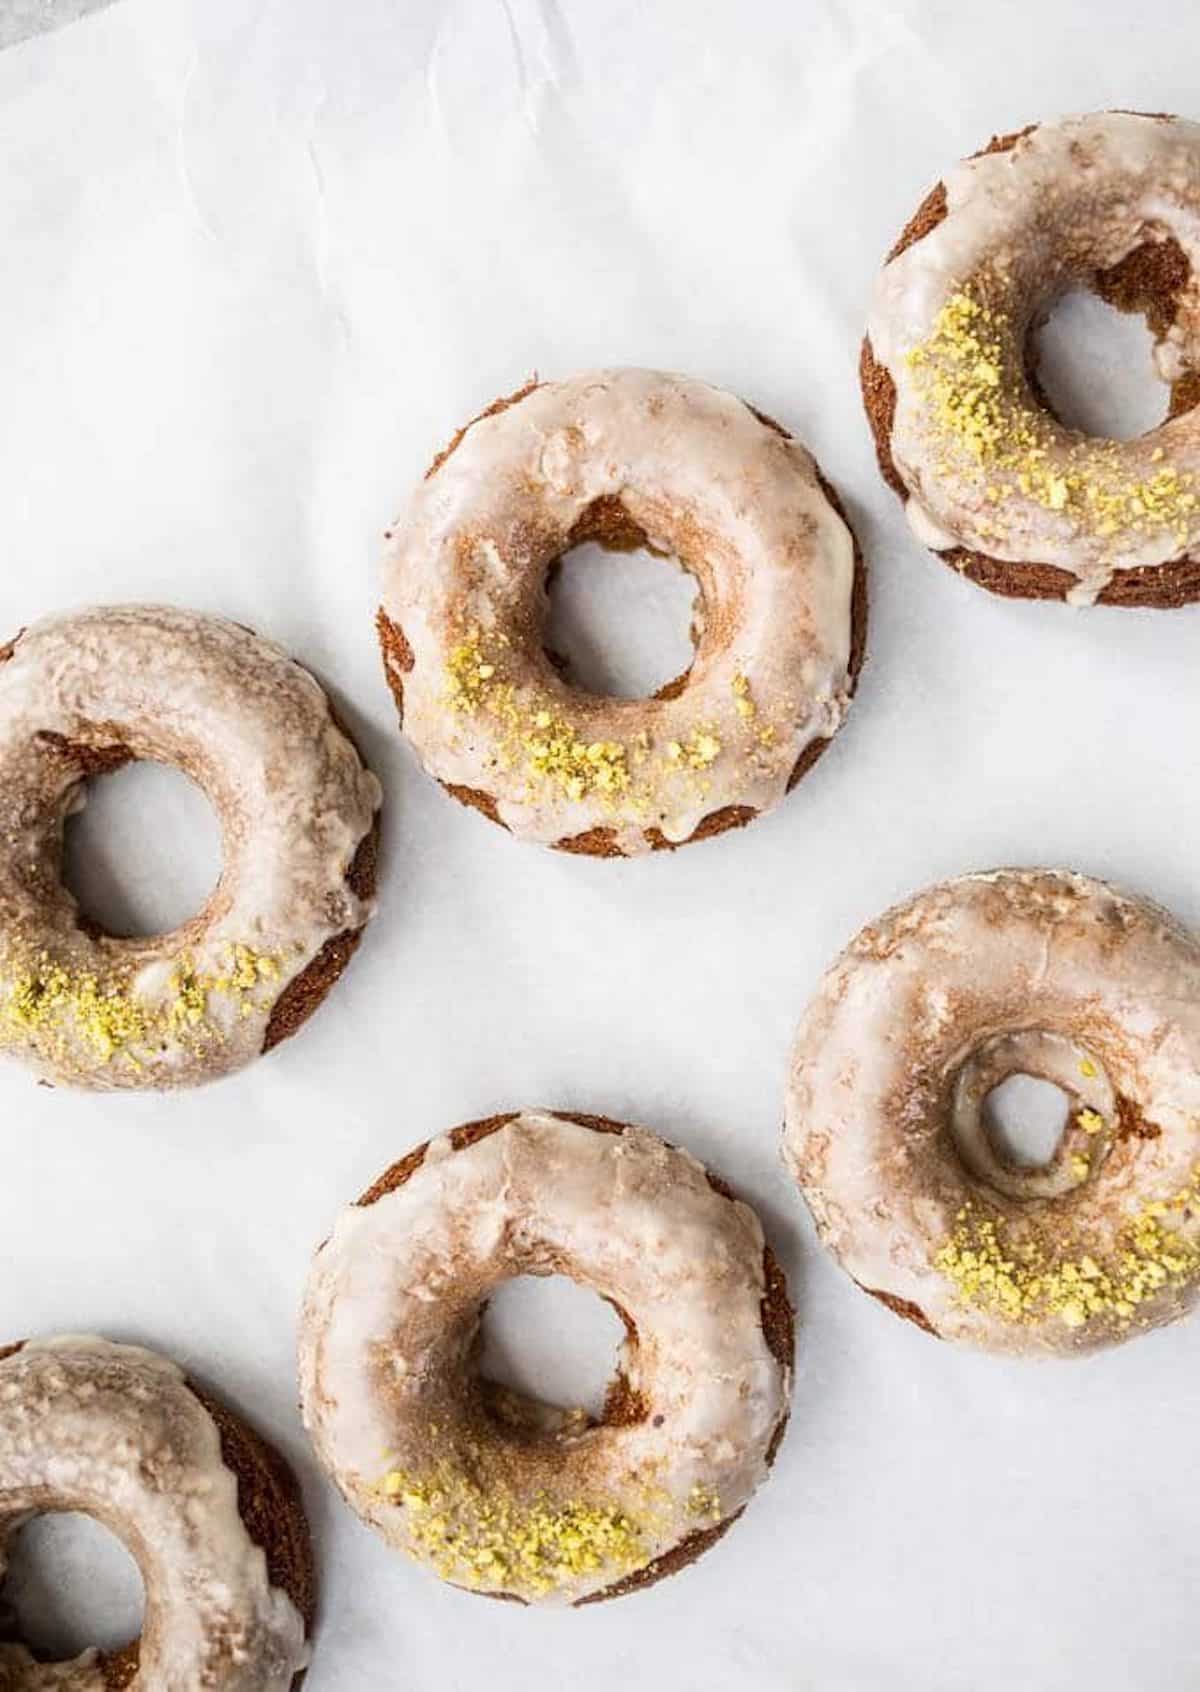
[[440, 627, 731, 813], [379, 1461, 651, 1597], [0, 942, 285, 1075], [686, 1483, 723, 1523], [906, 286, 1200, 555], [934, 1165, 1200, 1334]]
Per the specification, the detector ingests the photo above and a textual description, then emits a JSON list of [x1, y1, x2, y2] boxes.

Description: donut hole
[[476, 1274, 629, 1426], [1031, 290, 1166, 440], [983, 1074, 1071, 1170], [0, 1511, 144, 1661], [63, 761, 223, 940], [544, 541, 699, 700]]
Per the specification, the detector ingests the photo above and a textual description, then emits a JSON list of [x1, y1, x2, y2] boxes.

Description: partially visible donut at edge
[[783, 868, 1200, 1356], [0, 605, 382, 1090], [862, 111, 1200, 606], [0, 1336, 314, 1690], [378, 368, 866, 856]]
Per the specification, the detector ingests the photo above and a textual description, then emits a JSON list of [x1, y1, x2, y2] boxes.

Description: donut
[[378, 369, 865, 855], [0, 606, 382, 1090], [0, 1336, 314, 1689], [298, 1109, 793, 1604], [783, 870, 1200, 1355], [862, 111, 1200, 606]]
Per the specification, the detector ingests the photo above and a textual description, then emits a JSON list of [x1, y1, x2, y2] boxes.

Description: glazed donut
[[862, 111, 1200, 606], [783, 870, 1200, 1355], [378, 368, 865, 855], [0, 606, 382, 1090], [0, 1336, 313, 1689], [299, 1110, 793, 1604]]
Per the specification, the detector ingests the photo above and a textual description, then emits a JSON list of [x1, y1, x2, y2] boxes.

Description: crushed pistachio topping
[[665, 729, 722, 770], [440, 629, 759, 822], [379, 1459, 651, 1596], [1078, 1058, 1098, 1079], [934, 1165, 1200, 1332], [0, 943, 284, 1072], [732, 672, 757, 720], [905, 288, 1200, 554], [446, 631, 632, 805], [686, 1482, 723, 1523], [1078, 1108, 1105, 1136]]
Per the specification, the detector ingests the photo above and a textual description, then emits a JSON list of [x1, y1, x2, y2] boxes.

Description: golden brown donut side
[[261, 814, 380, 1053]]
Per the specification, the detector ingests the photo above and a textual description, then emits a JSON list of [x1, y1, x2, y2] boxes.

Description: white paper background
[[3, 1, 1200, 1685]]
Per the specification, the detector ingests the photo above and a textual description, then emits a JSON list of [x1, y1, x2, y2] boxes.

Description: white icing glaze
[[904, 495, 958, 553], [0, 606, 382, 1090], [379, 369, 857, 854], [783, 870, 1200, 1355], [869, 112, 1200, 598], [0, 1337, 309, 1690], [298, 1111, 791, 1604]]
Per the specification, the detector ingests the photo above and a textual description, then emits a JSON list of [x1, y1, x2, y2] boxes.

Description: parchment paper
[[2, 2, 1199, 1687]]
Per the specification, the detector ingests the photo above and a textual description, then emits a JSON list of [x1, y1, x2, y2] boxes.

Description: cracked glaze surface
[[379, 369, 857, 852], [299, 1111, 792, 1603], [784, 870, 1200, 1355], [0, 1337, 309, 1691]]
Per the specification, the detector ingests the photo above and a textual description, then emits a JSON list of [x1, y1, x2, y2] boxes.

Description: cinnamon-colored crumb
[[355, 1143, 430, 1207], [0, 628, 24, 665], [551, 825, 625, 855], [640, 804, 758, 853], [600, 1368, 650, 1428], [1169, 370, 1200, 420], [758, 1246, 796, 1374], [574, 1510, 744, 1606], [448, 1111, 525, 1151], [1095, 235, 1191, 337], [565, 493, 664, 557], [352, 1115, 521, 1211], [442, 782, 502, 825], [261, 816, 378, 1054], [99, 1641, 140, 1689], [886, 182, 949, 266], [186, 1381, 316, 1647], [424, 379, 542, 480], [376, 608, 414, 726], [700, 1165, 794, 1387], [858, 1284, 939, 1337], [34, 729, 132, 779], [1116, 1093, 1163, 1141], [862, 113, 1200, 607], [596, 1294, 650, 1428], [545, 1109, 628, 1137]]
